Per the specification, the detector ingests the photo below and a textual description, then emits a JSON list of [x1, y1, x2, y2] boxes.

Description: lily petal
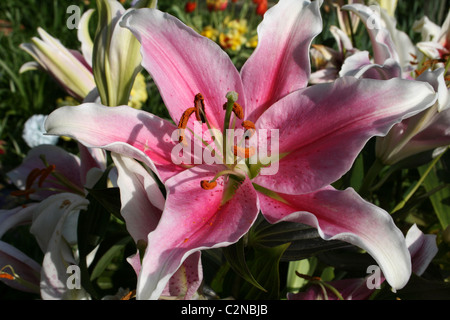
[[161, 251, 203, 300], [7, 145, 84, 200], [253, 76, 436, 195], [45, 103, 193, 182], [30, 193, 91, 299], [241, 0, 323, 121], [0, 205, 36, 239], [112, 153, 164, 243], [0, 240, 41, 294], [258, 186, 411, 290], [405, 224, 438, 276], [342, 4, 398, 66], [137, 165, 259, 299], [121, 8, 244, 130]]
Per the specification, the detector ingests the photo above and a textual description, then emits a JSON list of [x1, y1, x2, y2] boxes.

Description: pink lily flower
[[413, 10, 450, 60], [45, 0, 437, 299], [340, 3, 417, 80], [339, 4, 450, 165]]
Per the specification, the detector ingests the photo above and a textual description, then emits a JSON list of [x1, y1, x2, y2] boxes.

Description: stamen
[[10, 188, 36, 199], [38, 164, 56, 187], [223, 102, 244, 119], [0, 273, 14, 280], [233, 145, 256, 158], [25, 168, 43, 190], [194, 93, 206, 123], [242, 120, 256, 139], [200, 180, 217, 190], [177, 107, 196, 143]]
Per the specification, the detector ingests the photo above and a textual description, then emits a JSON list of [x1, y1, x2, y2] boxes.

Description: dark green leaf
[[90, 236, 132, 281], [85, 187, 123, 222], [238, 243, 290, 300], [250, 217, 350, 261], [222, 237, 267, 293]]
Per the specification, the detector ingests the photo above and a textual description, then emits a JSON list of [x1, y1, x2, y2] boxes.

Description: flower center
[[177, 91, 256, 190], [10, 156, 85, 199]]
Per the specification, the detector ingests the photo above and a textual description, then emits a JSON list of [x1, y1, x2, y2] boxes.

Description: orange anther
[[233, 145, 256, 158], [178, 107, 197, 143], [0, 273, 14, 280], [242, 120, 256, 139], [194, 93, 206, 123], [223, 102, 244, 119], [200, 180, 217, 190]]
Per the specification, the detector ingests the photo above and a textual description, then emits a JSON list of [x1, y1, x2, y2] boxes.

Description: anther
[[242, 120, 256, 139], [177, 107, 196, 143], [194, 93, 206, 123], [200, 180, 218, 190], [25, 168, 43, 190], [0, 273, 14, 280], [223, 102, 244, 119], [10, 188, 36, 199], [233, 145, 256, 158], [38, 164, 56, 187]]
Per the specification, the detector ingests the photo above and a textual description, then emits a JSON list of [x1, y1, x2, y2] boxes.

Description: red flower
[[256, 0, 268, 16], [185, 1, 197, 13]]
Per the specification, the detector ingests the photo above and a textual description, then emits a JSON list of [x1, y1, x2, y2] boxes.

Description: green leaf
[[286, 257, 318, 293], [77, 168, 114, 299], [85, 187, 123, 222], [417, 153, 450, 229], [250, 216, 350, 261], [349, 153, 365, 190], [90, 236, 132, 281], [222, 237, 267, 293], [238, 243, 291, 300], [375, 274, 450, 300]]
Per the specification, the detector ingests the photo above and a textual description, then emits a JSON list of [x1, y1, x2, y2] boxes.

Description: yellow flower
[[225, 17, 248, 35], [245, 34, 258, 48], [219, 30, 247, 51], [128, 72, 148, 110], [201, 26, 219, 42], [219, 17, 249, 51]]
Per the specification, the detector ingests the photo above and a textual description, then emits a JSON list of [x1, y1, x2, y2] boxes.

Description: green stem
[[359, 157, 384, 198], [391, 148, 447, 214], [223, 91, 238, 164]]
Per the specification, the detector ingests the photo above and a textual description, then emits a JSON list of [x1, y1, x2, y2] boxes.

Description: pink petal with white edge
[[258, 185, 411, 290], [241, 0, 322, 122], [342, 4, 399, 65], [340, 50, 401, 80], [253, 76, 436, 195], [120, 8, 245, 130], [405, 224, 438, 276], [45, 103, 195, 182], [112, 153, 164, 243], [161, 251, 203, 300], [0, 204, 36, 239], [137, 165, 259, 299]]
